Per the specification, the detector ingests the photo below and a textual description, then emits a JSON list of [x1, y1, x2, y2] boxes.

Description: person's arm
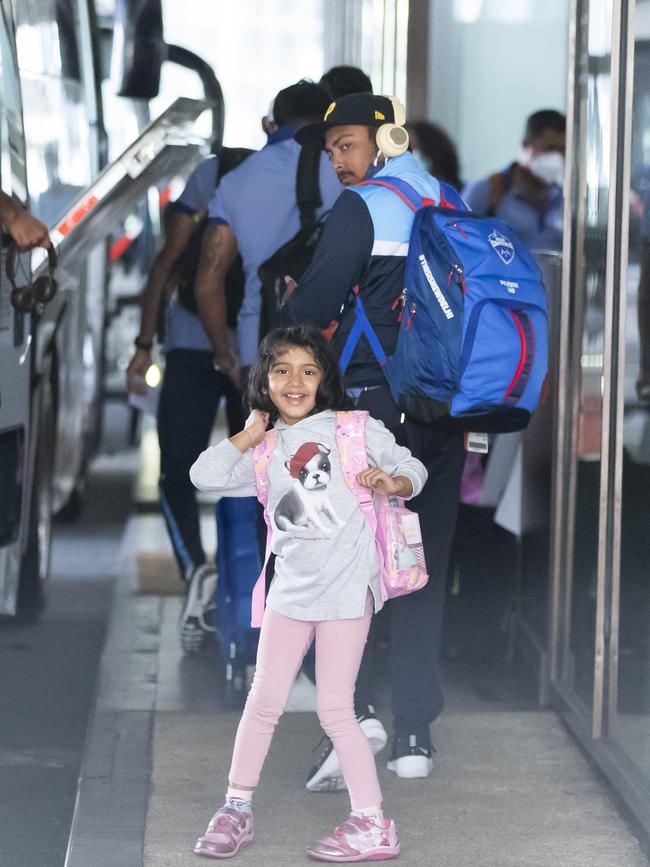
[[0, 191, 50, 250], [126, 210, 196, 394], [189, 410, 269, 494], [361, 416, 428, 500], [195, 221, 238, 384], [281, 190, 373, 327], [461, 178, 492, 216]]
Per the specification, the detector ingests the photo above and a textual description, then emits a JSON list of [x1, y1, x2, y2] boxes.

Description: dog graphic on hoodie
[[274, 442, 345, 533]]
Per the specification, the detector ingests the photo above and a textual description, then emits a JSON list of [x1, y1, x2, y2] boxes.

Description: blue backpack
[[339, 178, 549, 433]]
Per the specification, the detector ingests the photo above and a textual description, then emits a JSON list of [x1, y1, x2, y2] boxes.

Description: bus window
[[14, 0, 92, 225], [14, 0, 81, 80]]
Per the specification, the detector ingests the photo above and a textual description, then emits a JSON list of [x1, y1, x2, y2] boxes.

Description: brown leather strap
[[488, 172, 506, 216]]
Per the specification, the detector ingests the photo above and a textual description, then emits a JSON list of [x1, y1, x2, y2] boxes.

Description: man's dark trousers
[[352, 385, 465, 735], [157, 349, 243, 579]]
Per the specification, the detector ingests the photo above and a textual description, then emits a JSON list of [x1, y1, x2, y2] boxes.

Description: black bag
[[176, 147, 254, 327], [257, 143, 327, 338]]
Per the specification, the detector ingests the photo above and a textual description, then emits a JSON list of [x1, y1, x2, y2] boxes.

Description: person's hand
[[282, 275, 298, 305], [356, 468, 412, 497], [126, 349, 152, 395], [214, 353, 240, 390], [6, 208, 51, 251], [243, 410, 270, 448]]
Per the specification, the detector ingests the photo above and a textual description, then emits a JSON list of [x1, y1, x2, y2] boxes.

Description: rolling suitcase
[[215, 496, 262, 698]]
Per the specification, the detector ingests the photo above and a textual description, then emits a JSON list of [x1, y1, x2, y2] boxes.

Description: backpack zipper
[[448, 263, 467, 295], [393, 288, 407, 322], [447, 220, 468, 238], [406, 302, 417, 330]]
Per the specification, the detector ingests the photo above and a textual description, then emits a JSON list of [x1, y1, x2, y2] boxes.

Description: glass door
[[611, 4, 650, 789]]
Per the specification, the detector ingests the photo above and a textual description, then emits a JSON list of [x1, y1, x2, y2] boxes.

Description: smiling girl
[[189, 325, 426, 862]]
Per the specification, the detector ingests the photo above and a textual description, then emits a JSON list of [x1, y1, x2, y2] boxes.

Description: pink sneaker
[[306, 814, 400, 862], [193, 804, 254, 859]]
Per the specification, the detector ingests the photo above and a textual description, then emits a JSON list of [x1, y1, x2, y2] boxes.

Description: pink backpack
[[250, 410, 428, 627]]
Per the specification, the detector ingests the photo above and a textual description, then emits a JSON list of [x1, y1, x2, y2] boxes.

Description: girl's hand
[[230, 410, 269, 452], [356, 469, 413, 498], [244, 410, 270, 447]]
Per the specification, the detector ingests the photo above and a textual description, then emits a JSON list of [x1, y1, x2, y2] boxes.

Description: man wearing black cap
[[282, 93, 465, 790]]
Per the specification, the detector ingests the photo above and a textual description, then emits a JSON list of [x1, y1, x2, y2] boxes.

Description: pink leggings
[[228, 594, 382, 810]]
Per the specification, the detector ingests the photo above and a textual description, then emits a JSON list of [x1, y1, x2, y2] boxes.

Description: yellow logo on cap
[[324, 102, 336, 120], [374, 111, 386, 120]]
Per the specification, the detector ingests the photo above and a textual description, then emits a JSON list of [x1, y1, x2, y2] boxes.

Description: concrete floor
[[146, 704, 647, 867], [61, 507, 649, 867]]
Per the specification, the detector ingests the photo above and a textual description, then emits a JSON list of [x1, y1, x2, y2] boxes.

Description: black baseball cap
[[295, 93, 399, 147]]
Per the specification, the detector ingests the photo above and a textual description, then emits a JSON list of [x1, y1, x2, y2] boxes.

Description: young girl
[[189, 325, 427, 862]]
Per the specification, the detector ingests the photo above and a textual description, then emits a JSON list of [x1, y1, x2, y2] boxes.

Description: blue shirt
[[208, 126, 343, 366], [164, 156, 219, 353], [463, 167, 564, 253]]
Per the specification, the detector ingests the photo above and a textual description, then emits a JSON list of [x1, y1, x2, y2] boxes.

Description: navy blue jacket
[[283, 152, 441, 387]]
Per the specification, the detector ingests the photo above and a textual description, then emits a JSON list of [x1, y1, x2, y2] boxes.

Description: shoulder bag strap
[[296, 143, 323, 229]]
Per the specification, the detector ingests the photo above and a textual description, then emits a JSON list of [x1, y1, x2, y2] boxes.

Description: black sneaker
[[387, 733, 434, 779], [178, 563, 217, 654], [305, 708, 388, 792]]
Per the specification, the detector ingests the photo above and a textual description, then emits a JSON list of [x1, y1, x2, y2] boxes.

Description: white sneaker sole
[[178, 567, 217, 652], [386, 754, 433, 779], [306, 718, 388, 793]]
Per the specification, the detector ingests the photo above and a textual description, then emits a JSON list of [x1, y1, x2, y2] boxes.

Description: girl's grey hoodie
[[190, 410, 427, 622]]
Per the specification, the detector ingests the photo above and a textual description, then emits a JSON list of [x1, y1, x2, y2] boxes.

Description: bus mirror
[[111, 0, 164, 99]]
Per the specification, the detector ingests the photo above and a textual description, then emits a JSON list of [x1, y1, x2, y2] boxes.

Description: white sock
[[352, 805, 384, 825], [226, 786, 253, 809]]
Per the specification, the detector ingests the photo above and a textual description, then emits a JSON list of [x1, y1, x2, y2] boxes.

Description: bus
[[0, 0, 218, 616]]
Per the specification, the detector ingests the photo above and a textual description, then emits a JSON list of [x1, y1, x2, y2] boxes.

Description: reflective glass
[[612, 6, 650, 782]]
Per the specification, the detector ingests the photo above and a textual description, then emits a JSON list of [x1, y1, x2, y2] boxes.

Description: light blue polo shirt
[[164, 156, 218, 353], [208, 126, 343, 367], [463, 168, 564, 253]]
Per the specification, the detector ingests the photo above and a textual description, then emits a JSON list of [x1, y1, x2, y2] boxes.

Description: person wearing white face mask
[[463, 109, 566, 252]]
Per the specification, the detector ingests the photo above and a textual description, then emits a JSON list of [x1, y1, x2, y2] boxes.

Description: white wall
[[426, 0, 570, 184]]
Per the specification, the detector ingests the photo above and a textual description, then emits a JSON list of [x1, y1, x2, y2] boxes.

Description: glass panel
[[428, 0, 569, 182], [612, 4, 650, 784], [563, 0, 614, 709]]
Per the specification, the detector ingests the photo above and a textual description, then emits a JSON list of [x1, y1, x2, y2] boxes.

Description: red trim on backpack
[[356, 180, 419, 212], [504, 311, 527, 400]]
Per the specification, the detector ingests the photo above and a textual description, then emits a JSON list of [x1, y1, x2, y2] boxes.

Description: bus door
[[0, 96, 213, 616]]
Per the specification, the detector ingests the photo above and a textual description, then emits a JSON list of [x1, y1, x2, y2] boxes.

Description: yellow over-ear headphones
[[375, 97, 409, 158]]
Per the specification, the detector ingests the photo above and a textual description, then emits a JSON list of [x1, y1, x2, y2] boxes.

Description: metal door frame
[[549, 0, 650, 841]]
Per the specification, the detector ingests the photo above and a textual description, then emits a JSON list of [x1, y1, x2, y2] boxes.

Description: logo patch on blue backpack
[[488, 229, 515, 265]]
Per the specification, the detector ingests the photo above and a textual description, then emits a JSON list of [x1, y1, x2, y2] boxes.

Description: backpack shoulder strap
[[252, 428, 278, 508], [251, 428, 278, 628], [296, 143, 323, 229], [339, 289, 388, 375], [355, 177, 428, 211], [335, 411, 377, 533]]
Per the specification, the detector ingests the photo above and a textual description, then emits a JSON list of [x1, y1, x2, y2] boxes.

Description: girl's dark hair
[[248, 325, 352, 422]]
